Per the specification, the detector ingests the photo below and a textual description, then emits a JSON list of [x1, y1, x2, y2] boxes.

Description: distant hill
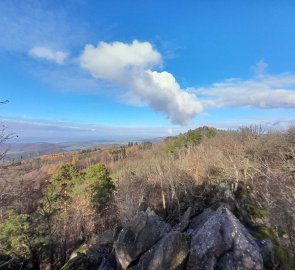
[[1, 137, 164, 161]]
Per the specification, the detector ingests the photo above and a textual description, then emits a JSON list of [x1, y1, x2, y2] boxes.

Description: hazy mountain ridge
[[1, 137, 164, 161]]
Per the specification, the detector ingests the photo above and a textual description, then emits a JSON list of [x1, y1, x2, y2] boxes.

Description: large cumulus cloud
[[80, 40, 203, 125]]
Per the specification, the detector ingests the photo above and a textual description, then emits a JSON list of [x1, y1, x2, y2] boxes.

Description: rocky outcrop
[[187, 207, 263, 270], [61, 230, 118, 270], [62, 243, 116, 270], [173, 207, 192, 232], [129, 231, 189, 270], [257, 239, 275, 269], [114, 210, 171, 269], [62, 205, 271, 270]]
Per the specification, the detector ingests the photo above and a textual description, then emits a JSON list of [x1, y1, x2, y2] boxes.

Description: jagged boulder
[[62, 243, 116, 270], [187, 207, 264, 270], [173, 207, 192, 232], [114, 210, 171, 269], [188, 208, 215, 233], [130, 231, 189, 270], [62, 204, 273, 270], [257, 239, 275, 269], [62, 230, 118, 270]]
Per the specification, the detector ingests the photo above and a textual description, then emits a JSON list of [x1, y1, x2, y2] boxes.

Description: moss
[[75, 246, 87, 254], [254, 226, 277, 242], [240, 189, 250, 199], [276, 226, 287, 238], [61, 253, 87, 270], [247, 204, 266, 219], [254, 227, 271, 239], [254, 227, 295, 269], [274, 246, 295, 270]]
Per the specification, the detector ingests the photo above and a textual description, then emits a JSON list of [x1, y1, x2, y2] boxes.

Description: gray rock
[[188, 208, 214, 233], [173, 207, 192, 232], [97, 256, 117, 270], [62, 244, 116, 270], [88, 230, 116, 248], [187, 207, 264, 270], [114, 211, 171, 269], [257, 239, 275, 269], [130, 231, 190, 270]]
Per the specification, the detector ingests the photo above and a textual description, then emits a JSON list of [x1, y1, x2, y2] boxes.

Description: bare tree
[[0, 100, 15, 215], [0, 123, 11, 161], [0, 100, 17, 162]]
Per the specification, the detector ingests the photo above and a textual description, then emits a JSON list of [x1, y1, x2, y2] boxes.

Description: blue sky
[[1, 0, 295, 142]]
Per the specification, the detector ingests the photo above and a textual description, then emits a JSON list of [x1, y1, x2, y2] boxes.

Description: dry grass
[[113, 127, 295, 255]]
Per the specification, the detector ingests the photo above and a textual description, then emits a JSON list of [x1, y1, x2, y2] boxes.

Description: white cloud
[[80, 40, 162, 79], [194, 61, 295, 109], [29, 46, 68, 64], [80, 40, 203, 125], [129, 70, 203, 124]]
